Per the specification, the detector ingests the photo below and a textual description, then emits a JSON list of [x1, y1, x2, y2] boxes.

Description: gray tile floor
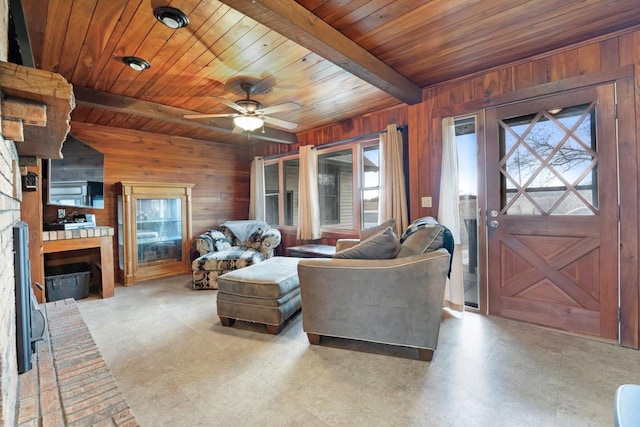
[[76, 274, 639, 427]]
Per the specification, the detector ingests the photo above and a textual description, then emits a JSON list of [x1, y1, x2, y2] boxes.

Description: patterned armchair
[[191, 220, 281, 290]]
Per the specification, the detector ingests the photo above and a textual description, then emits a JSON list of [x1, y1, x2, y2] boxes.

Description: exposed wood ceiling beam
[[73, 87, 298, 145], [0, 61, 74, 159], [218, 0, 423, 105]]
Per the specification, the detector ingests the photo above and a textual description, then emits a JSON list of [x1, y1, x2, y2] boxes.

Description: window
[[361, 145, 380, 229], [318, 149, 353, 229], [283, 158, 299, 226], [263, 137, 380, 232], [264, 163, 279, 226], [455, 116, 479, 309], [499, 103, 598, 215], [318, 171, 339, 224]]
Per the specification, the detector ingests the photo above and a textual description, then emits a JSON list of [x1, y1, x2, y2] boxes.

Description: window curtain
[[249, 156, 265, 221], [297, 145, 321, 240], [379, 123, 409, 236], [439, 117, 465, 312]]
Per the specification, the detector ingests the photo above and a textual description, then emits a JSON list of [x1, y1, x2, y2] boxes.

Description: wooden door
[[485, 84, 618, 340]]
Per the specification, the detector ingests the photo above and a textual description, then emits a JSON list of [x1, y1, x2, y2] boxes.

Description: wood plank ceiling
[[19, 0, 640, 145]]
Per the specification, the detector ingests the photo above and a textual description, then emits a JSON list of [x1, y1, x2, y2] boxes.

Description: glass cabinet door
[[135, 198, 182, 266], [116, 181, 194, 286], [117, 195, 124, 270]]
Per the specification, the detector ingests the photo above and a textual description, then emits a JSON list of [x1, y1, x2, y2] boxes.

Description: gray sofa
[[297, 217, 453, 361], [191, 220, 281, 290]]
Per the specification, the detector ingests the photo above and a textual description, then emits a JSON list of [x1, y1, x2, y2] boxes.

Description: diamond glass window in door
[[498, 102, 598, 215]]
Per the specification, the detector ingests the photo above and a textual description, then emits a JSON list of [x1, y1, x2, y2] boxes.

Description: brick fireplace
[[0, 125, 24, 426], [16, 300, 138, 426]]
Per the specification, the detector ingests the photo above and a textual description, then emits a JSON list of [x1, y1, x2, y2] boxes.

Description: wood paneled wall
[[411, 30, 640, 349], [268, 29, 640, 347], [43, 122, 254, 272]]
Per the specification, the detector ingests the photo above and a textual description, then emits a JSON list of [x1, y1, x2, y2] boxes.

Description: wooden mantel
[[0, 61, 74, 158]]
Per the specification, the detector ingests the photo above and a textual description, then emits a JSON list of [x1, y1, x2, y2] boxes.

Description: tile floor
[[76, 274, 640, 427]]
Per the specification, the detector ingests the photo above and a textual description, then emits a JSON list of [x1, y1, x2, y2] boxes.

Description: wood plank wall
[[43, 121, 254, 270], [268, 29, 640, 348]]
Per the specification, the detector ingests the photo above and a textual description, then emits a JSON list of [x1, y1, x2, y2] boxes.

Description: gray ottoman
[[216, 256, 302, 334]]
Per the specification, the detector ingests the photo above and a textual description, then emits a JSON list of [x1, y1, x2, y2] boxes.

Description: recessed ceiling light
[[123, 56, 150, 71], [154, 6, 189, 29]]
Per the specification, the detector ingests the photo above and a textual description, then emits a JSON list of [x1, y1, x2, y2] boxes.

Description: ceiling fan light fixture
[[234, 116, 264, 132], [123, 56, 150, 71], [154, 7, 189, 29]]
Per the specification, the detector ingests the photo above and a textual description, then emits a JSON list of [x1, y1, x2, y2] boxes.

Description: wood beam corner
[[2, 117, 24, 141], [2, 98, 47, 126]]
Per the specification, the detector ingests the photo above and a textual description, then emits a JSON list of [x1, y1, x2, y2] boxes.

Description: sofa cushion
[[397, 225, 442, 257], [397, 217, 455, 260], [360, 218, 396, 240], [333, 226, 401, 259]]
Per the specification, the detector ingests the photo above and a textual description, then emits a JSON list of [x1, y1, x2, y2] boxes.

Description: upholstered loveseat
[[297, 217, 453, 361], [191, 220, 281, 290]]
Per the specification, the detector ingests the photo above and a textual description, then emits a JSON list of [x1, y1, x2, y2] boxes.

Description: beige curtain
[[297, 145, 321, 240], [439, 117, 465, 312], [249, 156, 265, 221], [379, 124, 409, 236]]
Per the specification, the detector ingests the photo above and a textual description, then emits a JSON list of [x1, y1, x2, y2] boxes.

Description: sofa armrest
[[335, 239, 360, 252], [257, 228, 282, 258], [297, 248, 451, 351]]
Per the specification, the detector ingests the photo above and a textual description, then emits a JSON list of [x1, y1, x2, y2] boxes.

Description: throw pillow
[[209, 230, 232, 252], [359, 218, 397, 240], [396, 224, 443, 258], [333, 226, 401, 259]]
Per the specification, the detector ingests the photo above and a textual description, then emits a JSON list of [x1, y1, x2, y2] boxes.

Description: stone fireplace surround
[[16, 299, 138, 426]]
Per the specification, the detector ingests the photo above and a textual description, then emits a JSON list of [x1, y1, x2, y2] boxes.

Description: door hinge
[[618, 204, 621, 221], [615, 104, 618, 120], [618, 307, 622, 322]]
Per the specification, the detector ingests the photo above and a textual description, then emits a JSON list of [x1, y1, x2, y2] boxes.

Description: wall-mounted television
[[47, 135, 104, 209]]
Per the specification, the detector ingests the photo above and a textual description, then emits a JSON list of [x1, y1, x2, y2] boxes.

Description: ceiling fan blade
[[213, 96, 247, 113], [258, 102, 300, 115], [183, 113, 237, 119], [263, 116, 298, 130]]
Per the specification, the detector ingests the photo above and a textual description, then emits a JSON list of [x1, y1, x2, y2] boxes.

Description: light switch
[[421, 197, 432, 208]]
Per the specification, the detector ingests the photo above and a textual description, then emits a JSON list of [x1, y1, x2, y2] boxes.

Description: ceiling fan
[[184, 83, 300, 132]]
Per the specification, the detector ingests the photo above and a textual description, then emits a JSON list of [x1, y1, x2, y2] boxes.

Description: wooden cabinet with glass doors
[[116, 181, 194, 286]]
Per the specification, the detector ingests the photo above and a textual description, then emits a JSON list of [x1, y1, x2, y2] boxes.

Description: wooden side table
[[287, 244, 336, 258], [42, 227, 115, 300]]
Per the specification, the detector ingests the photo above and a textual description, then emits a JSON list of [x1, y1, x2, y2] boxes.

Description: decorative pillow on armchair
[[208, 230, 233, 251], [333, 226, 401, 259]]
